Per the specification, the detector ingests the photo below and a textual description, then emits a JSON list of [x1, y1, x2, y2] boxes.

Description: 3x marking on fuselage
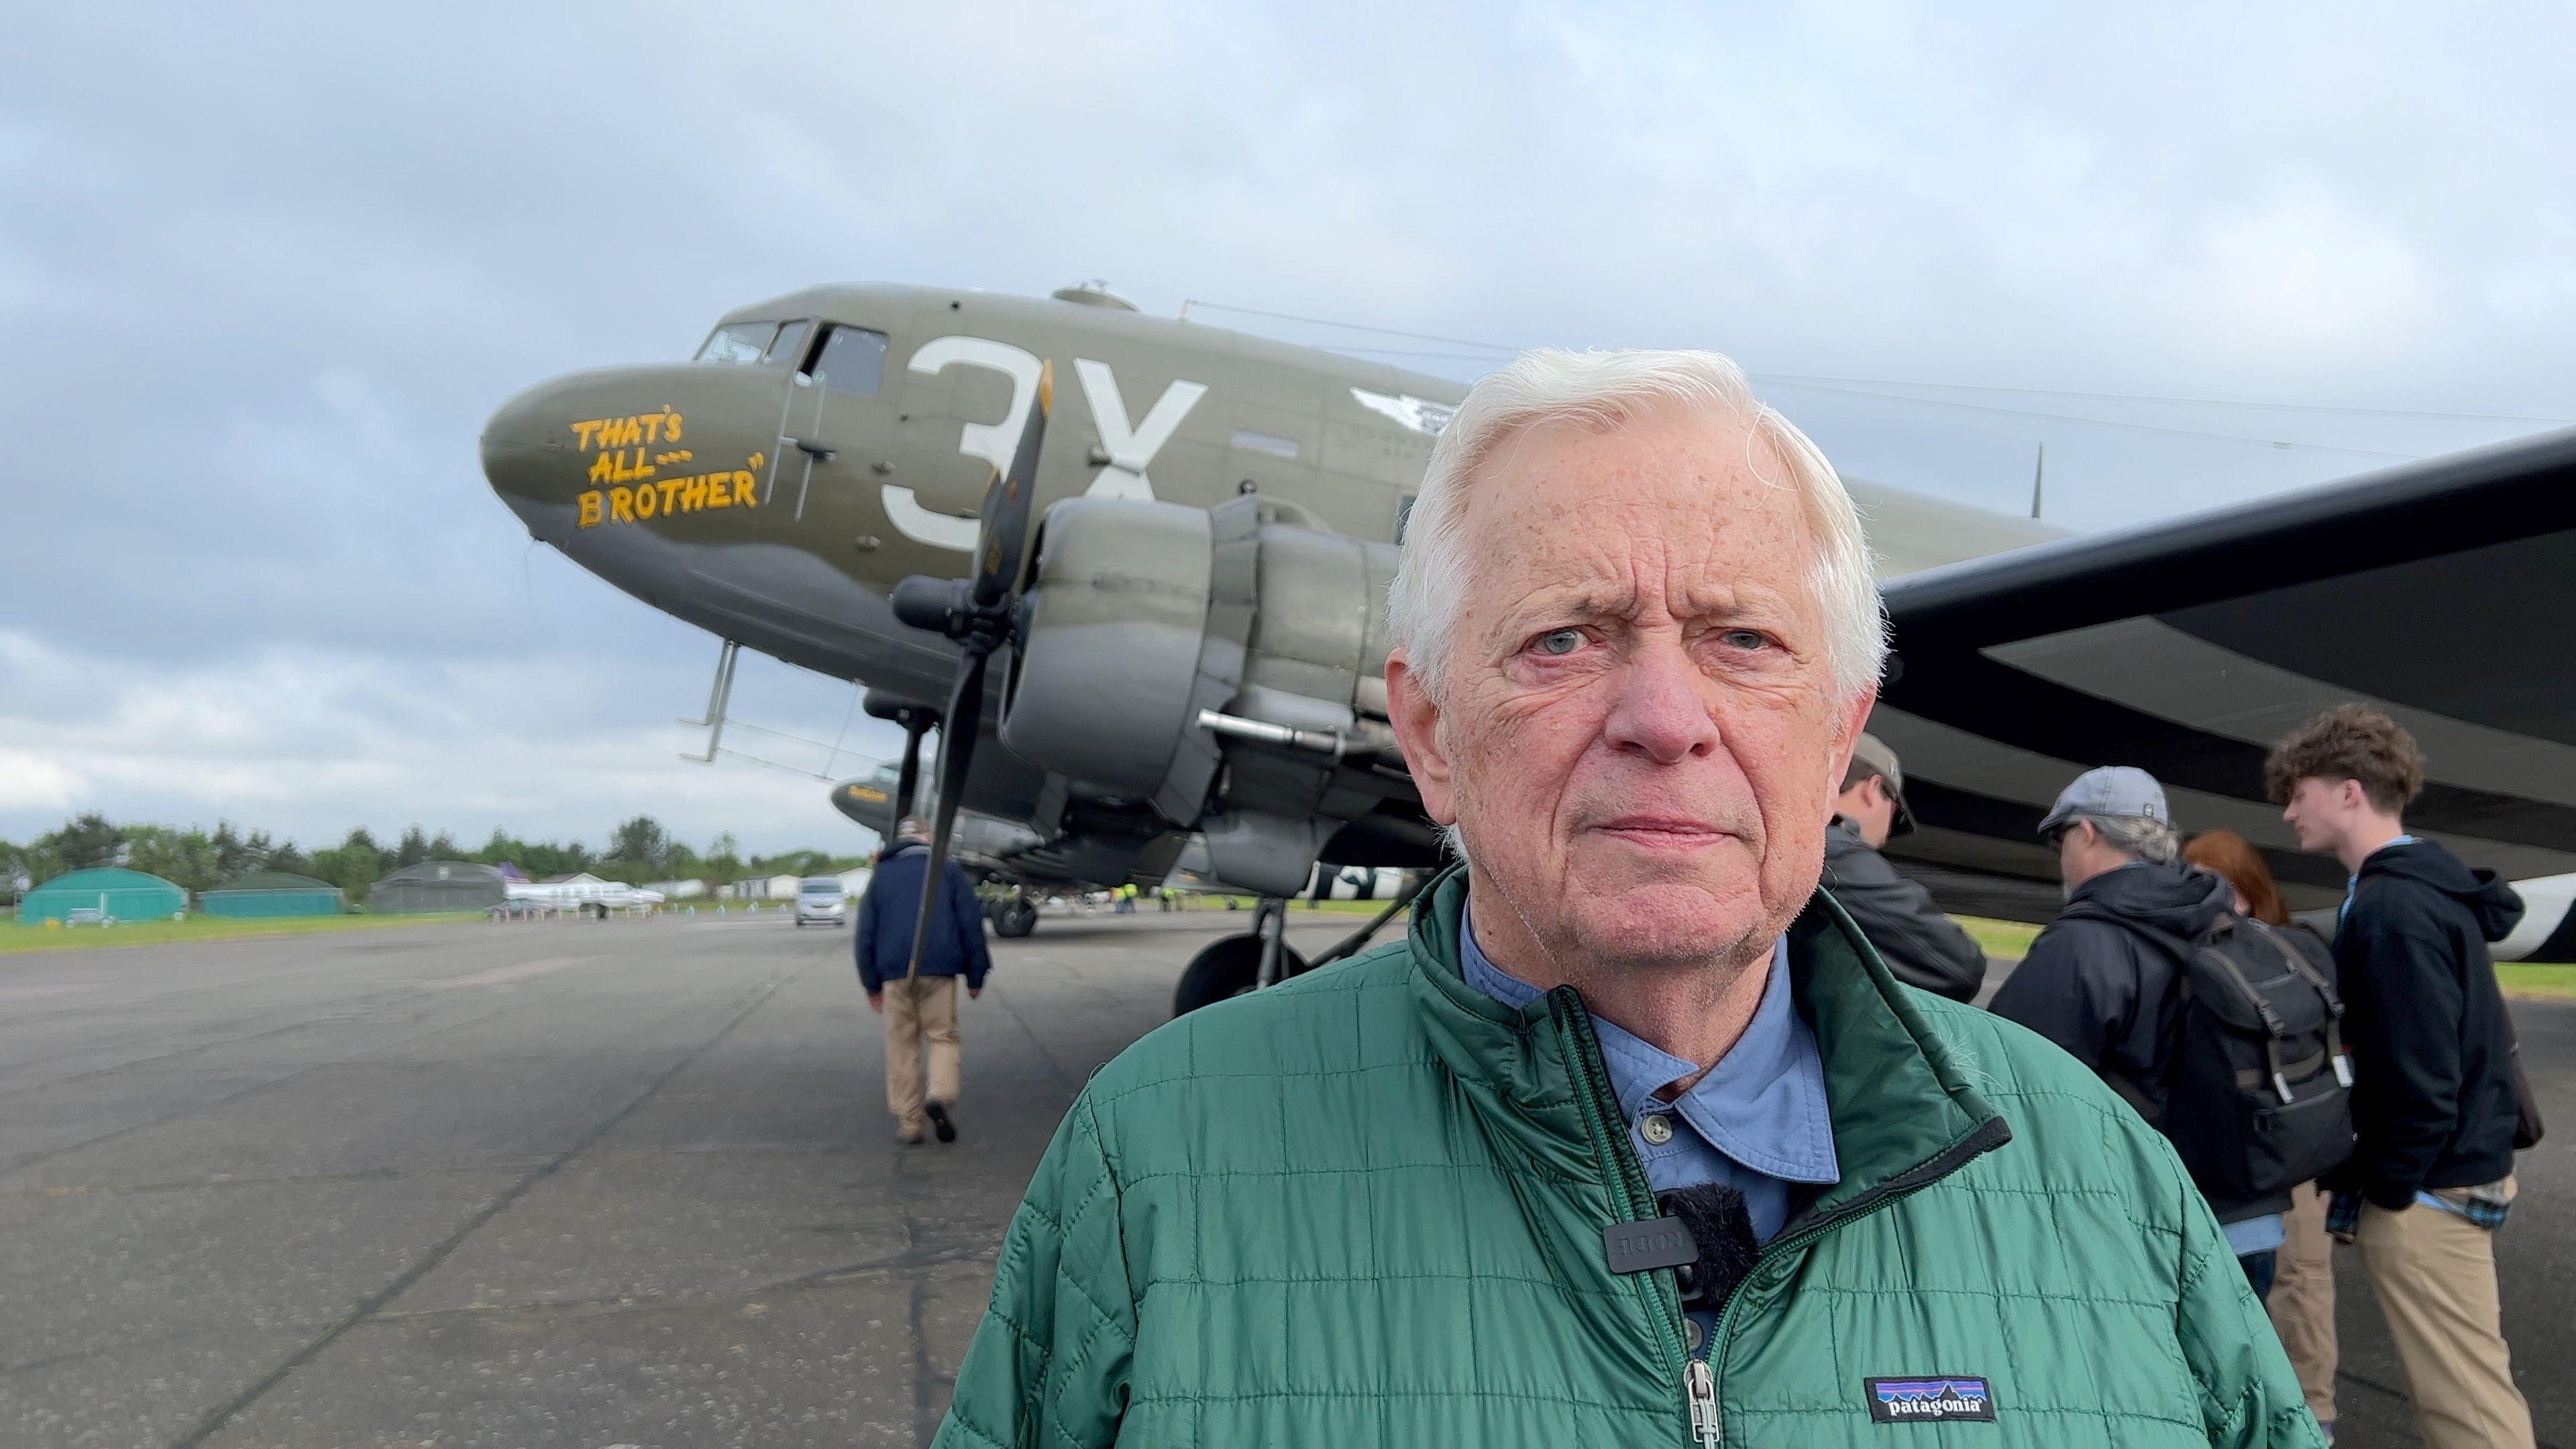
[[566, 329, 1455, 555]]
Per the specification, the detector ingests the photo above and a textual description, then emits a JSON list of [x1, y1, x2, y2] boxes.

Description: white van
[[794, 877, 848, 928]]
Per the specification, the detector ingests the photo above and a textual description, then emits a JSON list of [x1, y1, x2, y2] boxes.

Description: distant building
[[829, 867, 872, 898], [727, 873, 804, 900], [201, 872, 344, 919], [645, 879, 709, 900], [370, 861, 507, 914], [19, 867, 189, 924]]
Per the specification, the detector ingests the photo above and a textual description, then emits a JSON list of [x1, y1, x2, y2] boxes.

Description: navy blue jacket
[[856, 841, 992, 994]]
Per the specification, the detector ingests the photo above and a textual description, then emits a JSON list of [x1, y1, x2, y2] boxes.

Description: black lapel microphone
[[1658, 1183, 1759, 1310]]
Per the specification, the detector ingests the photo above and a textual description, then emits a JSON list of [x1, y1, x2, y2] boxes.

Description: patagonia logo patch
[[1866, 1377, 1994, 1424]]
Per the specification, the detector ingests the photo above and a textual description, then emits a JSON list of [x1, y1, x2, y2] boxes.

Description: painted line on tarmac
[[0, 982, 103, 1004], [421, 956, 598, 989], [170, 957, 808, 1449]]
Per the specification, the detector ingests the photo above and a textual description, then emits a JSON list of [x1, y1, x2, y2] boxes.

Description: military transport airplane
[[828, 764, 1046, 936], [482, 281, 2576, 1011]]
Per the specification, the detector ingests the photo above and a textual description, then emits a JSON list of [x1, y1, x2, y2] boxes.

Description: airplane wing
[[1874, 425, 2576, 960]]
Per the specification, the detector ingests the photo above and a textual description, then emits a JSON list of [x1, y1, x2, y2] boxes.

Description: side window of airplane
[[812, 325, 890, 396], [765, 319, 814, 372], [695, 322, 775, 364]]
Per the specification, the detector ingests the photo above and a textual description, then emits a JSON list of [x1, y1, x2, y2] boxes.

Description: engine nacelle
[[998, 492, 1404, 894]]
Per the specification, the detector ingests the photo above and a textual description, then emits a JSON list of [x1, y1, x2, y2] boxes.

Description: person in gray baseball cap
[[1994, 766, 2293, 1295], [2033, 764, 2173, 854], [1821, 733, 1986, 1000]]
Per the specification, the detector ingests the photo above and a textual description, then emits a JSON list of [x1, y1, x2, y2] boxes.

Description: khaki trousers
[[2267, 1182, 2337, 1425], [2355, 1179, 2533, 1449], [883, 975, 961, 1135]]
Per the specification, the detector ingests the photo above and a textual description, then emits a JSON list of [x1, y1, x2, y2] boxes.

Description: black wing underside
[[1874, 426, 2576, 961]]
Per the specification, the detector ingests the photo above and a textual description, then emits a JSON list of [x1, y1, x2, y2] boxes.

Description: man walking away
[[855, 817, 991, 1145], [1990, 767, 2297, 1295], [1821, 732, 1987, 1001], [2269, 706, 2532, 1449]]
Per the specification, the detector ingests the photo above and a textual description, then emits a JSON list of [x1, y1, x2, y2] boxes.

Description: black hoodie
[[2330, 838, 2525, 1208], [1990, 861, 2271, 1208]]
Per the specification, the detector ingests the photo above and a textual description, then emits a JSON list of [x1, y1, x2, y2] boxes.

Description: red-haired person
[[2182, 830, 2339, 1442]]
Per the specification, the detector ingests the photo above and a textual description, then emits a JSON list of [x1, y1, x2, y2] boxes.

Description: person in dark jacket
[[856, 817, 993, 1145], [2269, 705, 2531, 1449], [1821, 732, 1987, 1000], [1991, 766, 2293, 1293]]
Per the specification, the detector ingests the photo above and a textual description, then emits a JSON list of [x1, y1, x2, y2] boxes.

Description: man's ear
[[1829, 688, 1878, 792], [1384, 650, 1458, 826]]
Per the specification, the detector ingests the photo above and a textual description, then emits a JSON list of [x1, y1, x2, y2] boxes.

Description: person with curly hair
[[2268, 706, 2531, 1449]]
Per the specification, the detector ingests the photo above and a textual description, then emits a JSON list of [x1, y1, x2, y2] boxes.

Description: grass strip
[[0, 912, 484, 955]]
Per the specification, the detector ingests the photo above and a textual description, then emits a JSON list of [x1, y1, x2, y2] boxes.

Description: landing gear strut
[[1173, 898, 1306, 1017], [862, 694, 938, 825], [1169, 873, 1434, 1018]]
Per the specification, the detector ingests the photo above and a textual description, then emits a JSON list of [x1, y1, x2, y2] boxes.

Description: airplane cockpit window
[[811, 325, 890, 395], [765, 319, 813, 372], [694, 322, 775, 364]]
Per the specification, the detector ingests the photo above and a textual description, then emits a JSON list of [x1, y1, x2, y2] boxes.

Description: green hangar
[[200, 871, 345, 918], [19, 867, 189, 924]]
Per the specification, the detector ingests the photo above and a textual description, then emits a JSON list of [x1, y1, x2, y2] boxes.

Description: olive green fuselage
[[480, 282, 2057, 837]]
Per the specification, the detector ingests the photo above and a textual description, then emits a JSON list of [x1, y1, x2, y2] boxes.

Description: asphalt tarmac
[[1, 913, 2566, 1448]]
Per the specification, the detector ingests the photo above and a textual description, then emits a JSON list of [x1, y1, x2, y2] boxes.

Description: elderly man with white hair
[[936, 352, 2318, 1448]]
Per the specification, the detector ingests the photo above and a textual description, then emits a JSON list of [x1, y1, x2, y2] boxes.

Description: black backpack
[[2061, 905, 2356, 1204]]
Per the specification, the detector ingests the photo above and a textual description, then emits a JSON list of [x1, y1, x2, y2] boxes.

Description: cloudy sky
[[4, 1, 2571, 856]]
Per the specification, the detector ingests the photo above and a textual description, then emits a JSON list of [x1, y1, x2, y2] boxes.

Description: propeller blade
[[903, 645, 991, 981], [971, 358, 1053, 611], [895, 363, 1046, 979]]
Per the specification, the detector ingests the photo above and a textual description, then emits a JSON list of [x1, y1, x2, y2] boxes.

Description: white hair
[[2081, 814, 2180, 865], [1387, 348, 1886, 707]]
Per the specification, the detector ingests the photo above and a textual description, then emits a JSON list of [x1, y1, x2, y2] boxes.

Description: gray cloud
[[3, 0, 2569, 849]]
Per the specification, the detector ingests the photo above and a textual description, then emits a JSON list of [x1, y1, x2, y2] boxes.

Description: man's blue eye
[[1722, 629, 1768, 651], [1535, 629, 1584, 656]]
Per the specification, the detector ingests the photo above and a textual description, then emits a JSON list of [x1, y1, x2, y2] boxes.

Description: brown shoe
[[897, 1126, 928, 1145]]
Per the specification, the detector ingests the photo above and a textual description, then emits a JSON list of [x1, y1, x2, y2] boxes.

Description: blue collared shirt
[[2339, 833, 2416, 920], [1458, 904, 1839, 1246]]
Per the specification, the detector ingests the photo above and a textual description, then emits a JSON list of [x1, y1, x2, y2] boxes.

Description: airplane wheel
[[1172, 934, 1307, 1017], [993, 898, 1039, 938]]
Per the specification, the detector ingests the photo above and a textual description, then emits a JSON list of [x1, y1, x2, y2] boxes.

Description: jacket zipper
[[1548, 985, 2012, 1446], [1703, 1113, 2014, 1442], [1546, 989, 1699, 1445], [1686, 1359, 1721, 1446]]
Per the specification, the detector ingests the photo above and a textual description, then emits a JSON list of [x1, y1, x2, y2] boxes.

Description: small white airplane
[[503, 872, 667, 916]]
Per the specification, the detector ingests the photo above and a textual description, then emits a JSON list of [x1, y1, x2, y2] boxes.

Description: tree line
[[0, 813, 871, 906]]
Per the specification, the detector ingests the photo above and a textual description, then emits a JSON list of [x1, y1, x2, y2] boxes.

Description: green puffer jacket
[[938, 872, 2320, 1447]]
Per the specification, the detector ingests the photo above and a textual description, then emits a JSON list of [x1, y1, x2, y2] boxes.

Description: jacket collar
[[1405, 867, 2006, 1210]]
